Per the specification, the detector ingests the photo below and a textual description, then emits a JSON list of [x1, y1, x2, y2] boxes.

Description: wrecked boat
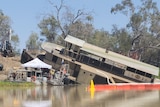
[[21, 35, 159, 85], [41, 35, 159, 85]]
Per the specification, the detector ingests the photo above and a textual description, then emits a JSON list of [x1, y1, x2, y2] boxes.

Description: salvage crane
[[0, 29, 15, 57]]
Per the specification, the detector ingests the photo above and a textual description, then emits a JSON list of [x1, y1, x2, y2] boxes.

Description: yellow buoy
[[90, 80, 95, 99], [90, 80, 95, 91]]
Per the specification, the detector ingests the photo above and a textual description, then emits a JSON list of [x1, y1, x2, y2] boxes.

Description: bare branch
[[48, 0, 92, 38], [50, 0, 66, 37]]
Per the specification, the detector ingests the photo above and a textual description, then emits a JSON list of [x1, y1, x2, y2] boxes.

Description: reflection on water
[[0, 85, 160, 107]]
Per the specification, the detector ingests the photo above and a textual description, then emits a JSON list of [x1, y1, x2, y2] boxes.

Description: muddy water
[[0, 85, 160, 107]]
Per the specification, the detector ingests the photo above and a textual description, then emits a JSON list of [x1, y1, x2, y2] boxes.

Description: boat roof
[[80, 45, 159, 76], [64, 35, 85, 47], [41, 42, 63, 53], [83, 43, 106, 53]]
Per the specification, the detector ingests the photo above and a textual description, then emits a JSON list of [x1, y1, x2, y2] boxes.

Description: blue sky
[[0, 0, 159, 51]]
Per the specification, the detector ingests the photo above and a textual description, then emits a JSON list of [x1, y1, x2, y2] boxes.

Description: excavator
[[0, 40, 15, 57], [0, 29, 15, 57]]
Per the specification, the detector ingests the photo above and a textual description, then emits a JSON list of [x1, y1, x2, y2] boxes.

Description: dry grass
[[0, 55, 21, 80]]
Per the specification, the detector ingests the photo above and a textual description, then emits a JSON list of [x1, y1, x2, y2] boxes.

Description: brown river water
[[0, 85, 160, 107]]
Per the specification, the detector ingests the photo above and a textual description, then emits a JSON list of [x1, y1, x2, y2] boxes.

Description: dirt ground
[[0, 55, 21, 80]]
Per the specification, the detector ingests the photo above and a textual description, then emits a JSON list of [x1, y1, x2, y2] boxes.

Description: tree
[[111, 0, 160, 65], [87, 29, 111, 48], [11, 34, 20, 55], [38, 16, 59, 42], [0, 10, 11, 40], [26, 32, 39, 50], [66, 20, 94, 41], [48, 0, 93, 40], [38, 0, 94, 44], [111, 26, 132, 55], [0, 10, 20, 56]]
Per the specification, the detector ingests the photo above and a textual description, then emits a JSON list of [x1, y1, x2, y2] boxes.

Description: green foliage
[[0, 10, 11, 38], [11, 34, 20, 55], [26, 32, 39, 50], [38, 16, 58, 42], [0, 10, 20, 55], [111, 0, 160, 66], [86, 15, 93, 22], [40, 0, 94, 41], [88, 30, 110, 48], [111, 28, 132, 55], [0, 81, 35, 87], [67, 20, 94, 41], [111, 0, 134, 15]]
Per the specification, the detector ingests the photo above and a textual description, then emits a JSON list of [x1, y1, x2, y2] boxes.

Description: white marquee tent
[[21, 58, 52, 69]]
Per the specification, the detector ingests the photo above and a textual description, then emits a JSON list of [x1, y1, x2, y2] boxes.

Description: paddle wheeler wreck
[[39, 35, 160, 85]]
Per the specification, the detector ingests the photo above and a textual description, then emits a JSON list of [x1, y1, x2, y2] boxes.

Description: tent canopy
[[22, 58, 52, 69]]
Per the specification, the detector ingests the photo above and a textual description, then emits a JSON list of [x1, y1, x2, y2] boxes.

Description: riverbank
[[0, 55, 21, 81], [0, 81, 35, 87]]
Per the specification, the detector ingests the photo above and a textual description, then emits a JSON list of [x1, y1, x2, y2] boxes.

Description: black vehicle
[[0, 40, 15, 57], [0, 63, 3, 71]]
